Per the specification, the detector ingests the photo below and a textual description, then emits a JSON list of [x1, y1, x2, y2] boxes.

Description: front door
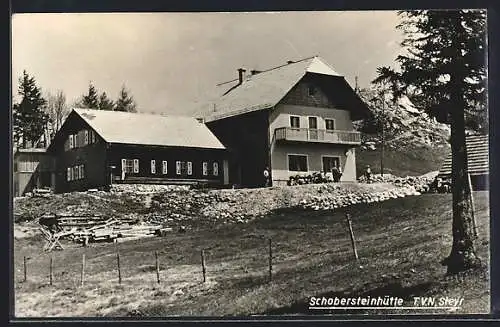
[[308, 117, 318, 140]]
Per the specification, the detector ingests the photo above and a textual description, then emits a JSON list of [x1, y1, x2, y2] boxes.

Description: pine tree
[[98, 92, 115, 110], [373, 10, 486, 274], [81, 82, 99, 109], [13, 70, 48, 147], [115, 85, 137, 112]]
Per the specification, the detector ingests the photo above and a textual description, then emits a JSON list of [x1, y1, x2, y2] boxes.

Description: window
[[325, 119, 335, 131], [69, 135, 74, 149], [162, 161, 168, 174], [91, 130, 96, 144], [122, 159, 135, 174], [67, 167, 71, 181], [288, 155, 308, 172], [308, 117, 318, 129], [133, 159, 139, 173], [80, 164, 85, 179], [202, 162, 208, 176], [151, 160, 156, 174], [176, 161, 182, 175], [290, 116, 300, 128], [308, 85, 316, 96], [213, 162, 219, 176], [322, 156, 340, 173], [84, 130, 89, 145], [187, 161, 193, 175]]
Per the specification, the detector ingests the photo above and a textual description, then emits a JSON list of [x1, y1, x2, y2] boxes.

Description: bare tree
[[45, 90, 69, 141]]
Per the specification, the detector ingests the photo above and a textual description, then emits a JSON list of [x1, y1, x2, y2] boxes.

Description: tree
[[98, 92, 115, 110], [13, 70, 49, 147], [45, 90, 68, 140], [81, 82, 99, 109], [373, 10, 486, 274], [115, 85, 137, 112]]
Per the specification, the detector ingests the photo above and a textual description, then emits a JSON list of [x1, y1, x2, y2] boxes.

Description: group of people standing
[[262, 164, 345, 187]]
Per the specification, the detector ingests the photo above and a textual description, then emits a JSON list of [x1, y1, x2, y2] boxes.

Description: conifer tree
[[115, 85, 137, 112], [373, 10, 486, 274], [81, 82, 99, 109], [13, 70, 48, 147], [98, 92, 115, 110]]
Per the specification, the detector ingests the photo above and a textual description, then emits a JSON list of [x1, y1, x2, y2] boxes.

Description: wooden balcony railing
[[274, 127, 361, 145]]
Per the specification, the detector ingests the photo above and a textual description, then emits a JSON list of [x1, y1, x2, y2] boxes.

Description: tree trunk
[[442, 72, 481, 274]]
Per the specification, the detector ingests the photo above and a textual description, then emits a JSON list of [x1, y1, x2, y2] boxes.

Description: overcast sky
[[12, 11, 403, 115]]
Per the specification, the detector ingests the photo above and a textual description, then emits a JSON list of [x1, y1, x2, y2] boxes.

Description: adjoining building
[[197, 56, 371, 187], [437, 134, 489, 191], [45, 109, 228, 193], [13, 147, 55, 197]]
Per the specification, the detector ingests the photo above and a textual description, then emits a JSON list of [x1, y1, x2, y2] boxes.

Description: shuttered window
[[151, 160, 156, 174], [133, 159, 139, 173], [84, 130, 89, 145], [213, 162, 219, 176], [176, 161, 182, 175], [202, 162, 208, 176], [69, 135, 74, 149], [187, 162, 193, 175], [67, 167, 71, 181], [162, 161, 168, 174]]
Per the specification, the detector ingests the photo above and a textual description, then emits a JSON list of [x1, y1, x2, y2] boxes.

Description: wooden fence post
[[346, 213, 359, 261], [201, 249, 206, 283], [468, 172, 478, 238], [116, 249, 122, 284], [81, 253, 86, 287], [49, 256, 53, 285], [23, 256, 27, 282], [268, 238, 272, 282], [155, 251, 160, 284]]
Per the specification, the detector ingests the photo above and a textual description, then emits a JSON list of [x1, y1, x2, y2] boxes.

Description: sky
[[12, 11, 404, 115]]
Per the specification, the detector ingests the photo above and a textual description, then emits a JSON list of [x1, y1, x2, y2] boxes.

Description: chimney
[[238, 68, 246, 84], [287, 60, 295, 64], [250, 69, 261, 75]]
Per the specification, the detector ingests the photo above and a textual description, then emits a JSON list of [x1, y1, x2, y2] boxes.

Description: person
[[331, 166, 342, 182], [365, 165, 372, 183], [263, 166, 271, 187]]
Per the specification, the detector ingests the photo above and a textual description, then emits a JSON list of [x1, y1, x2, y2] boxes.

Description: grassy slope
[[14, 192, 489, 317], [356, 144, 450, 177]]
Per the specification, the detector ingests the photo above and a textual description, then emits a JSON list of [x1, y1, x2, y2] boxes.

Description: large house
[[198, 56, 371, 187], [45, 109, 228, 193]]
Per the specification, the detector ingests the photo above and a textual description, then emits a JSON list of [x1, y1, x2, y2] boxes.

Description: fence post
[[81, 253, 86, 287], [201, 249, 206, 283], [268, 238, 273, 282], [116, 247, 122, 284], [346, 213, 359, 261], [468, 172, 478, 238], [23, 256, 27, 282], [49, 256, 53, 286], [155, 251, 160, 284]]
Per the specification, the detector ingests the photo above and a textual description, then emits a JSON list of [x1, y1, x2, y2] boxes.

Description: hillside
[[14, 192, 489, 316]]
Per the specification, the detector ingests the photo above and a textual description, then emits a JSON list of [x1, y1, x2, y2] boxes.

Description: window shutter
[[133, 159, 139, 173], [213, 162, 219, 176], [151, 160, 156, 174], [162, 161, 168, 174], [187, 162, 193, 175], [121, 159, 126, 172], [81, 165, 85, 179]]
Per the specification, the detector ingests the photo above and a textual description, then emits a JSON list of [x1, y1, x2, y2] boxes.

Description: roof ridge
[[73, 108, 197, 119], [216, 55, 318, 87]]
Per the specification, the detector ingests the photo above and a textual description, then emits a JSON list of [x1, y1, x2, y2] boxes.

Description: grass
[[13, 192, 489, 317]]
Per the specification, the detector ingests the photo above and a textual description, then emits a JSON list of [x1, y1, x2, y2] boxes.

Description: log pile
[[37, 213, 167, 247]]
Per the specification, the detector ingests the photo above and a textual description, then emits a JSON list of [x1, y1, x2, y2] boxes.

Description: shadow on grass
[[263, 281, 436, 315]]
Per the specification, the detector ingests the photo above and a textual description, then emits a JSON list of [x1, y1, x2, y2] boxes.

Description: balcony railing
[[274, 127, 361, 145]]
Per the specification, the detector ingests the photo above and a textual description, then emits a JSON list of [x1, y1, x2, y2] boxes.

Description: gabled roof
[[438, 134, 489, 176], [198, 56, 369, 122], [64, 109, 225, 149]]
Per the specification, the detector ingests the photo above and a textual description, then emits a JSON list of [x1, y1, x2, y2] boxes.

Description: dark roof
[[51, 109, 226, 150], [438, 134, 489, 176], [198, 56, 369, 122]]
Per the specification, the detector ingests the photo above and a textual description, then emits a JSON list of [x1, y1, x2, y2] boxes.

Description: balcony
[[274, 127, 361, 145]]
